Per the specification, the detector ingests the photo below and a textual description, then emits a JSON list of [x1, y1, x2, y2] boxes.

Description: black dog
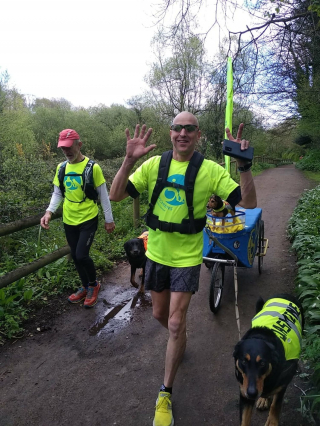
[[123, 232, 148, 294], [233, 293, 304, 426]]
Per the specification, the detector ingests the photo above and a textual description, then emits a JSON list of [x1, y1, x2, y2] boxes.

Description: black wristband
[[238, 161, 252, 172]]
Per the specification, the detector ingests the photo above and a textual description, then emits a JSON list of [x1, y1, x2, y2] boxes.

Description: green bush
[[296, 149, 320, 172], [0, 151, 56, 222], [287, 185, 320, 421]]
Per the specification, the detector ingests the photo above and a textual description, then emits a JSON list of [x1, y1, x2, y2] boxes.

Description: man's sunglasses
[[170, 124, 199, 133]]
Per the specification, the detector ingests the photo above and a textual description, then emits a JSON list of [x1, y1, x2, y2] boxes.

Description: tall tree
[[154, 0, 320, 129], [145, 29, 213, 119]]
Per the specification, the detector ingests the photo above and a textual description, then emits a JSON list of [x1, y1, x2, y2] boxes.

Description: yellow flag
[[224, 57, 233, 173]]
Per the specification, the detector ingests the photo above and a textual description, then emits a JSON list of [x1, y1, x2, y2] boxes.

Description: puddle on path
[[89, 291, 152, 337]]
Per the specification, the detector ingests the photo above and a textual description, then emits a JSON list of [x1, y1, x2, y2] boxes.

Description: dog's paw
[[264, 415, 278, 426], [138, 286, 145, 294], [256, 397, 270, 411]]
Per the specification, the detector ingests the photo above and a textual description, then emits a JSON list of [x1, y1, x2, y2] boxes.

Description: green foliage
[[281, 146, 304, 162], [302, 170, 320, 183], [294, 135, 312, 147], [0, 279, 33, 340], [296, 150, 320, 172], [287, 184, 320, 420], [0, 223, 80, 339], [296, 74, 320, 147], [0, 151, 56, 222], [309, 0, 320, 16]]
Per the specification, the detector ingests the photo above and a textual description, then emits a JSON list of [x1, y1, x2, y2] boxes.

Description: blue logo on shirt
[[64, 173, 81, 191], [163, 174, 185, 206]]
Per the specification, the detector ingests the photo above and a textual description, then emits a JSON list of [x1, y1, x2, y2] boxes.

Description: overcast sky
[[1, 0, 157, 108], [1, 0, 252, 109]]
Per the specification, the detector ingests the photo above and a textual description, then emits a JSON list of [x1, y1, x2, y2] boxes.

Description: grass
[[302, 170, 320, 183]]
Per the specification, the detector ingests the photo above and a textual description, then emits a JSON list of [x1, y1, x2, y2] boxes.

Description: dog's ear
[[233, 340, 242, 359], [256, 297, 265, 313], [124, 241, 129, 251], [214, 196, 223, 210], [265, 341, 281, 365], [265, 341, 276, 351]]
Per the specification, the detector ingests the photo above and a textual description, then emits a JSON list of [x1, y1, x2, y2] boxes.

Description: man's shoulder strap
[[184, 151, 204, 207], [58, 161, 68, 194], [83, 159, 96, 182], [82, 159, 96, 193], [58, 161, 68, 177], [149, 151, 173, 209], [57, 158, 96, 197]]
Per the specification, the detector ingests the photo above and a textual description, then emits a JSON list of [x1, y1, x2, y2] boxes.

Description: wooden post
[[133, 197, 140, 228]]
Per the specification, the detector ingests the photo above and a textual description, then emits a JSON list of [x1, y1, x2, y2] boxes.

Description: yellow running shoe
[[153, 391, 174, 426]]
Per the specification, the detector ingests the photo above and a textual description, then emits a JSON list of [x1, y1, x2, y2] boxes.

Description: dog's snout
[[247, 383, 258, 399]]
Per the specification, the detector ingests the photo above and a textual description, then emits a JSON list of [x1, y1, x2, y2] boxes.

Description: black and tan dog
[[233, 293, 304, 426], [123, 231, 148, 294]]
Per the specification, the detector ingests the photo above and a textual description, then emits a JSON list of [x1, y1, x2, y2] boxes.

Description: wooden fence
[[0, 156, 292, 289]]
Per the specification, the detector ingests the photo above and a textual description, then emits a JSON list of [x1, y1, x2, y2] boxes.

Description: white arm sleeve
[[47, 185, 63, 213], [96, 183, 114, 223]]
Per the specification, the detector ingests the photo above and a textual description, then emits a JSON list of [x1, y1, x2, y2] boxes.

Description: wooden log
[[0, 208, 63, 237], [0, 245, 71, 289]]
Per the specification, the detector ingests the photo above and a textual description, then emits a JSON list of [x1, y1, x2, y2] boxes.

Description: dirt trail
[[0, 164, 316, 426]]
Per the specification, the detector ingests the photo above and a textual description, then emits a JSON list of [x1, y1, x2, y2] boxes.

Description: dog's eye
[[260, 361, 266, 368], [241, 359, 247, 366]]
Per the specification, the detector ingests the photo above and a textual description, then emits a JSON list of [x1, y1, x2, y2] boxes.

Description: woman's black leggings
[[64, 215, 98, 287]]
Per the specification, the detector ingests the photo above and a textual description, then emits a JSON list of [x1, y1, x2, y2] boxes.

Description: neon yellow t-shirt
[[53, 157, 105, 225], [129, 156, 238, 267], [252, 298, 303, 360]]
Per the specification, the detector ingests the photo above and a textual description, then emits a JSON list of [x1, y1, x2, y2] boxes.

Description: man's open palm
[[125, 124, 156, 161]]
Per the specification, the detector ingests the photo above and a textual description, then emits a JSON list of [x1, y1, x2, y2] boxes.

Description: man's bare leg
[[164, 292, 192, 387], [151, 289, 171, 329], [151, 290, 192, 387]]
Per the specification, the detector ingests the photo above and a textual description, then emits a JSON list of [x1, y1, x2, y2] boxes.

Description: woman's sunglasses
[[170, 124, 199, 133]]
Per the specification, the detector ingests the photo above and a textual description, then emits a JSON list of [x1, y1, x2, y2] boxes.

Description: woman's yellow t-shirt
[[53, 157, 105, 225]]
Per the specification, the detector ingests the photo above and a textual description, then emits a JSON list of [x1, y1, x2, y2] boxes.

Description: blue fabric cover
[[203, 208, 262, 268]]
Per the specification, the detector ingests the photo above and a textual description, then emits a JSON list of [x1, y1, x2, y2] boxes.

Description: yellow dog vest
[[252, 298, 303, 360]]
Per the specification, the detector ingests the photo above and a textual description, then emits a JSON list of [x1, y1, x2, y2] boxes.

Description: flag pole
[[224, 57, 233, 174]]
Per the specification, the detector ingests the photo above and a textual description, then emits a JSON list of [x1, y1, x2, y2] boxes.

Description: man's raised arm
[[225, 124, 257, 209], [109, 124, 155, 201]]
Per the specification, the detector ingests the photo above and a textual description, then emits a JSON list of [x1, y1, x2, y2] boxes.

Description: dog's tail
[[256, 297, 265, 314]]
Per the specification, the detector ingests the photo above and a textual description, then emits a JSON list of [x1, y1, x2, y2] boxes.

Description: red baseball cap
[[58, 129, 80, 147]]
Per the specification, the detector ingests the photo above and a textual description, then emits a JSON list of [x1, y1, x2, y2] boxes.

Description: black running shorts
[[144, 259, 201, 293]]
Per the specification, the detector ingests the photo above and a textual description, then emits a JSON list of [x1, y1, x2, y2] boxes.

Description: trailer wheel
[[209, 260, 225, 313]]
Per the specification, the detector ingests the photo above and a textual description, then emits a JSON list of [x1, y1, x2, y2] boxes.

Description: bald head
[[173, 111, 199, 127]]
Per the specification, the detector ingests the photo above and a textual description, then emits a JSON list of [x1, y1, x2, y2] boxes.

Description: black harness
[[58, 159, 98, 203], [144, 150, 206, 234]]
